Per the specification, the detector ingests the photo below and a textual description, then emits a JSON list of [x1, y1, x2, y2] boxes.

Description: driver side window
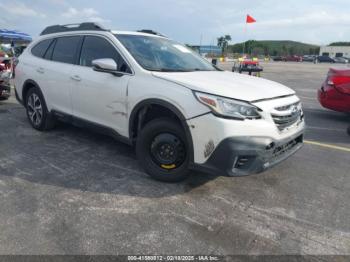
[[79, 36, 131, 73]]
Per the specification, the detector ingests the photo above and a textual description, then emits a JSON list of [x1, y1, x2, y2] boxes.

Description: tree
[[252, 47, 264, 56], [282, 44, 287, 56], [263, 46, 269, 56], [329, 42, 350, 46], [288, 46, 295, 55], [224, 35, 232, 42], [217, 35, 232, 56]]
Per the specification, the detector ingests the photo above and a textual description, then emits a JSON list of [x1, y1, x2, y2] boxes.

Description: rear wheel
[[25, 87, 55, 131], [136, 118, 190, 182]]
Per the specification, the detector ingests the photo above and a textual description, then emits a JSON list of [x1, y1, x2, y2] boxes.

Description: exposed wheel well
[[130, 104, 182, 142], [22, 80, 38, 105], [129, 101, 194, 163]]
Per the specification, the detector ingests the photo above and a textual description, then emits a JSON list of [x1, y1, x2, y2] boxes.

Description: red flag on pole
[[246, 15, 256, 23]]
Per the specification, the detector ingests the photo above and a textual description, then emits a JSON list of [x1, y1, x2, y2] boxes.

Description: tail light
[[327, 72, 350, 95]]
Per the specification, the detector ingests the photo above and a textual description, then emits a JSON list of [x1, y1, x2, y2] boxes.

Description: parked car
[[14, 45, 28, 57], [284, 55, 303, 62], [0, 59, 11, 100], [0, 77, 11, 100], [316, 56, 335, 63], [302, 55, 316, 62], [272, 56, 284, 61], [318, 67, 350, 113], [14, 23, 305, 182], [333, 57, 349, 64], [232, 59, 263, 76]]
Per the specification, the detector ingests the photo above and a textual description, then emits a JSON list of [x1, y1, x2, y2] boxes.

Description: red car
[[232, 60, 263, 76], [0, 59, 12, 100], [284, 55, 303, 62], [318, 67, 350, 112]]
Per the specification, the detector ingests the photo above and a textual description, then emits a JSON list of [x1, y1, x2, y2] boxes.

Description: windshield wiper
[[187, 68, 215, 72], [146, 67, 214, 72], [148, 68, 191, 72]]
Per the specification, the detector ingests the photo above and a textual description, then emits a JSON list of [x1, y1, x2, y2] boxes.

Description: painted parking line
[[298, 96, 316, 100], [304, 140, 350, 152], [296, 89, 318, 93], [307, 126, 345, 132]]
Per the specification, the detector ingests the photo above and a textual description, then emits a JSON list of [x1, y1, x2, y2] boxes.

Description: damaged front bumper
[[193, 130, 304, 177]]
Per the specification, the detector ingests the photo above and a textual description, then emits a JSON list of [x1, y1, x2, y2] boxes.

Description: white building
[[319, 46, 350, 58]]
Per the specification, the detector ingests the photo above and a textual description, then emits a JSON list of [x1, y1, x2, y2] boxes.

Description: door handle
[[36, 67, 44, 74], [71, 75, 81, 82]]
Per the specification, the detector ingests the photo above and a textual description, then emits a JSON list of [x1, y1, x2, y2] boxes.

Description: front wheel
[[136, 118, 190, 182]]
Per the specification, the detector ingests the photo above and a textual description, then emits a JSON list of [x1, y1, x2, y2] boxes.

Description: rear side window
[[44, 39, 56, 60], [31, 39, 53, 58], [52, 36, 81, 64], [79, 36, 131, 73]]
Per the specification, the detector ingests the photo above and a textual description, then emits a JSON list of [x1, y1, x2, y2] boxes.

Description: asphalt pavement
[[0, 62, 349, 255]]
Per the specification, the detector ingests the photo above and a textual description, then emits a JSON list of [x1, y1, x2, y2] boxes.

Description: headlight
[[194, 91, 261, 120]]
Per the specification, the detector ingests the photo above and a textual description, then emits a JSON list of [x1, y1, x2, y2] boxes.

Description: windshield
[[116, 34, 216, 72]]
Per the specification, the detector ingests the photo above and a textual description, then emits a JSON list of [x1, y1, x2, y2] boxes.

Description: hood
[[152, 70, 295, 102]]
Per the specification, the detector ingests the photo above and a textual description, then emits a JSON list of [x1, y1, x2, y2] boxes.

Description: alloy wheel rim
[[27, 93, 43, 126]]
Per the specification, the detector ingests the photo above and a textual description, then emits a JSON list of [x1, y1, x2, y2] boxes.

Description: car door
[[44, 36, 82, 115], [70, 35, 132, 136], [26, 38, 55, 102]]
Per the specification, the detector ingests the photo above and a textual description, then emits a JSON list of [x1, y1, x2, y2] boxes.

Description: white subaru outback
[[14, 23, 305, 182]]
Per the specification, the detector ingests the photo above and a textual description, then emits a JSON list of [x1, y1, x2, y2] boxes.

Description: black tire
[[136, 118, 190, 182], [25, 87, 56, 131]]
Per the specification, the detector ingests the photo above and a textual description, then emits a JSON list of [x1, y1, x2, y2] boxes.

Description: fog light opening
[[233, 156, 251, 170], [232, 156, 239, 171]]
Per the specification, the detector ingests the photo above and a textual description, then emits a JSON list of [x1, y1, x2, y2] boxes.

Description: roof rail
[[40, 22, 108, 36], [137, 29, 166, 37]]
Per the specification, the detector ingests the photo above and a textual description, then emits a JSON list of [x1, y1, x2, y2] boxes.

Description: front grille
[[271, 102, 303, 131], [274, 102, 300, 111], [272, 114, 301, 130]]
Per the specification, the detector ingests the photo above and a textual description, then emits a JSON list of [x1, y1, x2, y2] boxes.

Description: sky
[[1, 0, 350, 46]]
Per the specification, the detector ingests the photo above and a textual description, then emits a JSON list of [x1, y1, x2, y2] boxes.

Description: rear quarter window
[[51, 36, 81, 64], [31, 39, 53, 58], [43, 39, 56, 60]]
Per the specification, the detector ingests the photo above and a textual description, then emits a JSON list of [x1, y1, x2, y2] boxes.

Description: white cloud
[[46, 0, 70, 6], [1, 0, 350, 45], [0, 2, 46, 18], [62, 7, 97, 18], [61, 7, 109, 24]]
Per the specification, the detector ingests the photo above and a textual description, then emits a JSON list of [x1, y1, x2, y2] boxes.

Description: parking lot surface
[[0, 62, 349, 255]]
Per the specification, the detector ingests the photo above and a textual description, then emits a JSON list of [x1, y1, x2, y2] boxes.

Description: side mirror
[[92, 58, 119, 75]]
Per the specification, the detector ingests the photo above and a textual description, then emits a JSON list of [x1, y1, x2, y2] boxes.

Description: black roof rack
[[40, 22, 108, 36], [137, 29, 165, 37]]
